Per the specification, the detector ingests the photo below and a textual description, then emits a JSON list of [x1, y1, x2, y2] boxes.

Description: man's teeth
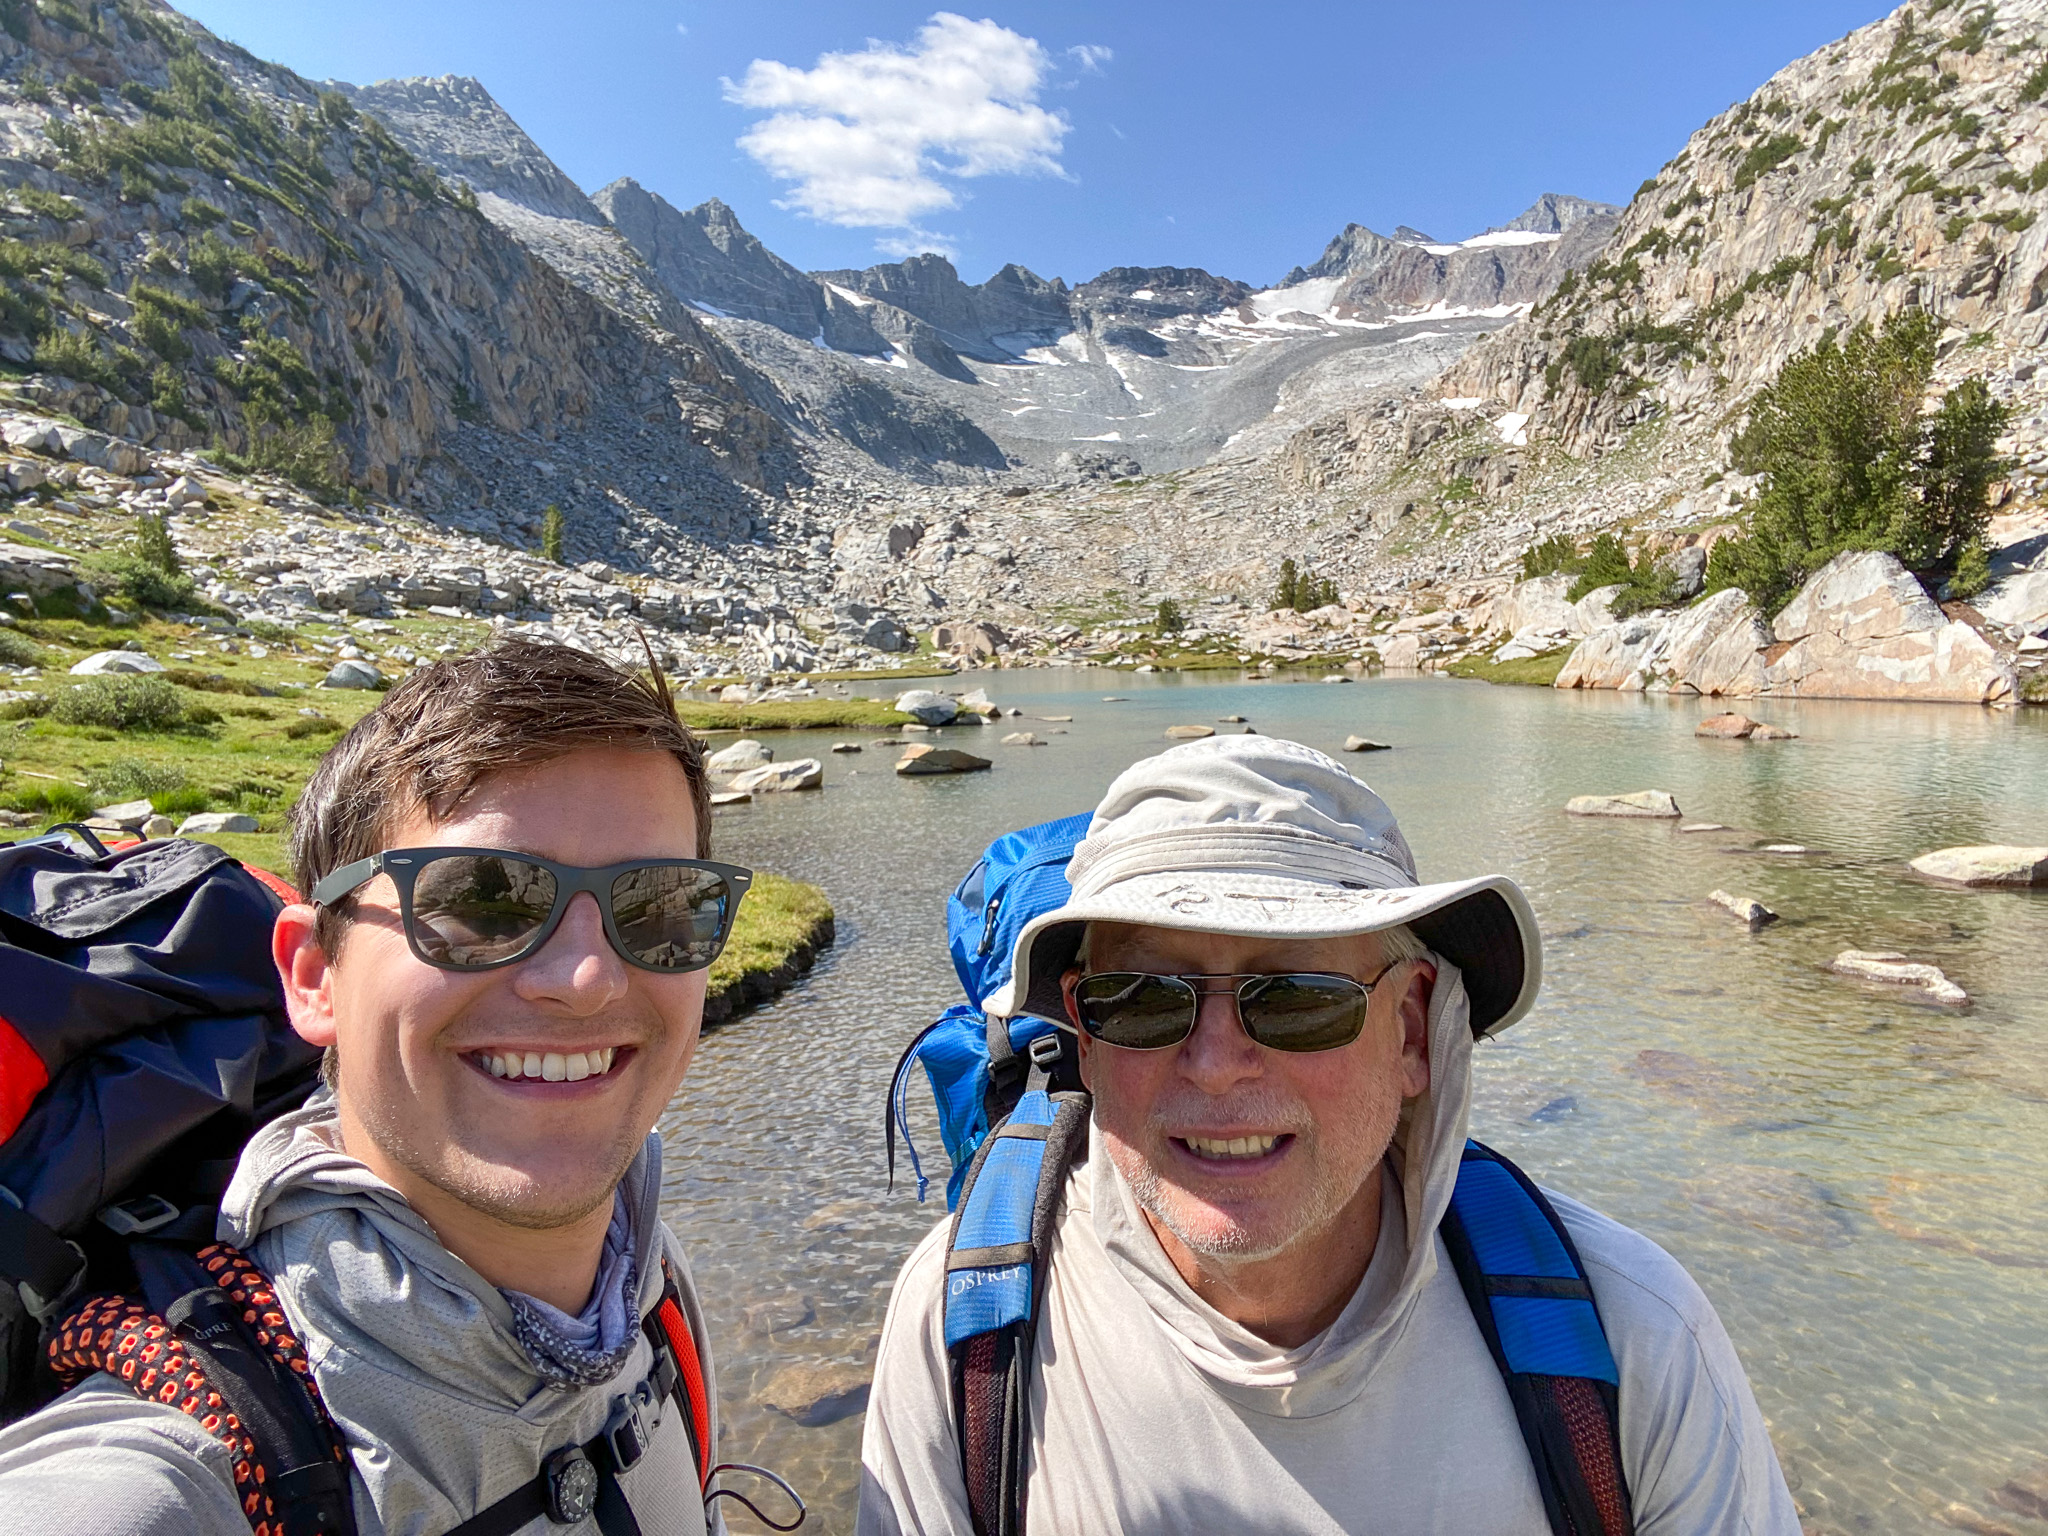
[[481, 1047, 618, 1082], [1184, 1134, 1280, 1159]]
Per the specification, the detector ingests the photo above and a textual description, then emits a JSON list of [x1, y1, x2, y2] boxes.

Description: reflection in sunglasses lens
[[412, 855, 556, 965], [1241, 974, 1368, 1052], [1076, 973, 1197, 1049], [611, 865, 729, 971]]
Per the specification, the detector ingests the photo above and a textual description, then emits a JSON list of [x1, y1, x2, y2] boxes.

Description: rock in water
[[1872, 1170, 2048, 1270], [1828, 950, 1968, 1005], [896, 745, 991, 775], [894, 689, 959, 725], [829, 741, 862, 754], [321, 659, 384, 690], [178, 811, 259, 835], [1218, 715, 1247, 723], [1164, 724, 1215, 740], [728, 759, 823, 793], [742, 1294, 816, 1337], [1344, 735, 1392, 752], [757, 1361, 871, 1427], [1695, 712, 1759, 738], [706, 738, 773, 774], [1708, 890, 1779, 929], [1749, 723, 1797, 741], [1682, 1166, 1854, 1248], [1992, 1460, 2048, 1522], [1000, 731, 1044, 746], [1566, 790, 1681, 818], [70, 650, 166, 676], [1909, 846, 2048, 888], [709, 790, 753, 807]]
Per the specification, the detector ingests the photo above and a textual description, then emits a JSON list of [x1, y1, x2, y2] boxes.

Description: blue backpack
[[890, 813, 1636, 1536]]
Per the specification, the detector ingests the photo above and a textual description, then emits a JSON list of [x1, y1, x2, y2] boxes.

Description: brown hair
[[290, 637, 711, 953]]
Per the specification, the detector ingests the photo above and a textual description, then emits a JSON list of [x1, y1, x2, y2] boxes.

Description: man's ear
[[274, 904, 339, 1049], [1397, 959, 1437, 1099], [1061, 968, 1094, 1087]]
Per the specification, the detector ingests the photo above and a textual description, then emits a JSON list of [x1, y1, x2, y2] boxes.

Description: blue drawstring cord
[[892, 1060, 930, 1203]]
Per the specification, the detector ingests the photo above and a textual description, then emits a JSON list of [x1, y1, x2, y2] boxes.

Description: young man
[[0, 640, 741, 1534], [860, 735, 1799, 1535]]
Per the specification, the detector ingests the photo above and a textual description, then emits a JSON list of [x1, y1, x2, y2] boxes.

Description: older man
[[860, 735, 1797, 1534]]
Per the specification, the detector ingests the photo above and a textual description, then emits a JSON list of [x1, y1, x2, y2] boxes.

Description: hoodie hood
[[1090, 956, 1475, 1418], [220, 1089, 671, 1406]]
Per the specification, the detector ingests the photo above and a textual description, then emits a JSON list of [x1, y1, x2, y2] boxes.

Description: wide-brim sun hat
[[985, 734, 1542, 1037]]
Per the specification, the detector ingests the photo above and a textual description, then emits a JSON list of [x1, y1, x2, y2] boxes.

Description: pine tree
[[1273, 558, 1298, 612], [541, 504, 565, 563], [1709, 312, 2012, 613], [1156, 598, 1185, 634]]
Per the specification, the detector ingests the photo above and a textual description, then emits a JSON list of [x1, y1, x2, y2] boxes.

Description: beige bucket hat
[[984, 734, 1542, 1037]]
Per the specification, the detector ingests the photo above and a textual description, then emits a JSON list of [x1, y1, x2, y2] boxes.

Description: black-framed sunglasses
[[309, 847, 753, 974], [1065, 964, 1399, 1053]]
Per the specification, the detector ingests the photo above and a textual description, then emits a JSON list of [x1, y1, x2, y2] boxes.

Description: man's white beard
[[1114, 1127, 1367, 1262]]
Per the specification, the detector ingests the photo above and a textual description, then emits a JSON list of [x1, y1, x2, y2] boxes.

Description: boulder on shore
[[1566, 791, 1682, 818], [1764, 551, 2017, 704], [1908, 845, 2048, 887], [706, 738, 773, 775], [320, 659, 384, 690], [1827, 949, 1968, 1005], [178, 811, 259, 835], [896, 745, 990, 776], [71, 650, 165, 676], [894, 689, 959, 726], [90, 799, 155, 829], [728, 759, 823, 794]]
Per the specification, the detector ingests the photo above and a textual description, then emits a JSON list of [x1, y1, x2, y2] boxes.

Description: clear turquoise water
[[657, 671, 2048, 1535]]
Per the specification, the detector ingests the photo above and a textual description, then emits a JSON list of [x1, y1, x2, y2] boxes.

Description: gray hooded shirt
[[0, 1096, 720, 1536], [858, 964, 1800, 1535]]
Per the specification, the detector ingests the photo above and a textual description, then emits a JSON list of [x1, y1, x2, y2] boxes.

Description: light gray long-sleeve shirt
[[859, 966, 1800, 1535], [0, 1098, 720, 1536]]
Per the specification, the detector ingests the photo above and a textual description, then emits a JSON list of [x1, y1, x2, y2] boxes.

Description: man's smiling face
[[285, 746, 708, 1231], [1074, 922, 1430, 1265]]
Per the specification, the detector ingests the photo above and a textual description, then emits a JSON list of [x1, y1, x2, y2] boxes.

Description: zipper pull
[[976, 893, 1002, 957]]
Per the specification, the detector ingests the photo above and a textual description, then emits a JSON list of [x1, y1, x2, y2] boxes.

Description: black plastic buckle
[[603, 1394, 649, 1473], [648, 1340, 679, 1404], [1027, 1032, 1063, 1070], [98, 1194, 181, 1237], [543, 1446, 599, 1525]]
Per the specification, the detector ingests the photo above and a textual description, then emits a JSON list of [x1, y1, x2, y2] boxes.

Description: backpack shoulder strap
[[943, 1037, 1089, 1536], [1441, 1141, 1634, 1536], [48, 1242, 355, 1536]]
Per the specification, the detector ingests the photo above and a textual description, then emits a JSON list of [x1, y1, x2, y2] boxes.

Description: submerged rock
[[1908, 845, 2048, 888], [1682, 1166, 1854, 1248], [1000, 731, 1045, 746], [1828, 950, 1968, 1005], [1566, 790, 1681, 818], [1344, 735, 1392, 751], [757, 1361, 871, 1427], [1872, 1171, 2048, 1269]]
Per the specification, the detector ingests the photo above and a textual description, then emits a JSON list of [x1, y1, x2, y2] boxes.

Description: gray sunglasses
[[310, 847, 753, 974]]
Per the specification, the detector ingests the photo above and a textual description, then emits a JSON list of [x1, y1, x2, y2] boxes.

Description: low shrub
[[89, 756, 188, 801], [48, 676, 196, 731], [1520, 534, 1578, 580], [0, 628, 44, 667], [3, 781, 95, 822]]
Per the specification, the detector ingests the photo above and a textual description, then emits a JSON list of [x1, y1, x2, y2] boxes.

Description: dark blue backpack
[[891, 813, 1635, 1536]]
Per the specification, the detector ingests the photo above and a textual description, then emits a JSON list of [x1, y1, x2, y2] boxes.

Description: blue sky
[[179, 1, 1893, 288]]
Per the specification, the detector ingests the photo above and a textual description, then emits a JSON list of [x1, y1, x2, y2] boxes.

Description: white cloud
[[1068, 44, 1112, 73], [723, 13, 1069, 233]]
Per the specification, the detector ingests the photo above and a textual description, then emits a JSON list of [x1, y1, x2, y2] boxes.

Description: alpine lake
[[657, 669, 2048, 1535]]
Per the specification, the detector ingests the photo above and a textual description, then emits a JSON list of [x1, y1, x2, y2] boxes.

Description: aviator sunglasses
[[1065, 962, 1400, 1053], [309, 848, 753, 974]]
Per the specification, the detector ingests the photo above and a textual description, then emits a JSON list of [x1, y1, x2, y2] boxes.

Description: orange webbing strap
[[653, 1263, 713, 1491], [241, 864, 303, 906], [51, 1292, 290, 1535]]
